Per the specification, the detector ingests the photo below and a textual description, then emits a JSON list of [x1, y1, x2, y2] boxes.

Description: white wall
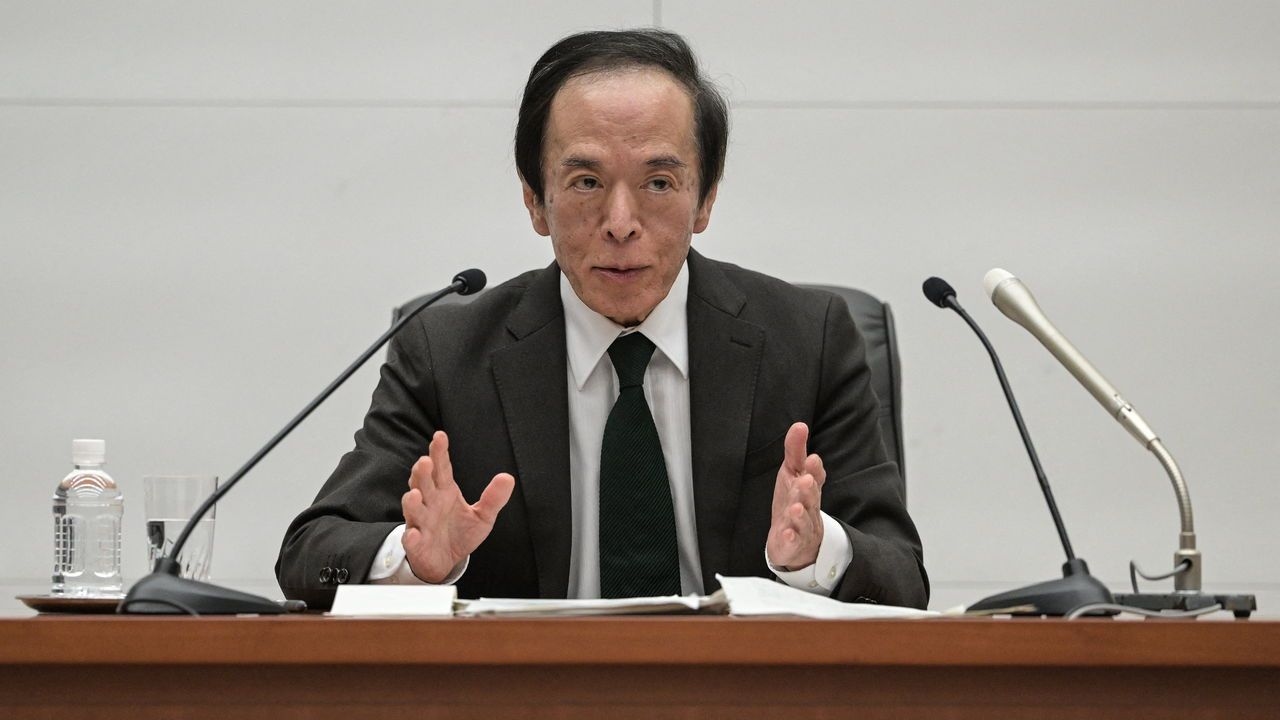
[[2, 1, 1277, 614]]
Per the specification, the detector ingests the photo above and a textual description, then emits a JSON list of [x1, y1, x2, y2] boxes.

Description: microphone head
[[983, 268, 1017, 300], [922, 276, 957, 308], [452, 268, 487, 295]]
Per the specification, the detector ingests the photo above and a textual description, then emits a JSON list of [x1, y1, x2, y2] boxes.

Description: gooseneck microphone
[[982, 268, 1209, 597], [984, 269, 1159, 447], [923, 276, 1112, 615], [923, 278, 1075, 562], [121, 269, 487, 615]]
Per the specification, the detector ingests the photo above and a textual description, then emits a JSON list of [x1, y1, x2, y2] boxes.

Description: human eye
[[646, 177, 673, 192], [571, 176, 601, 191]]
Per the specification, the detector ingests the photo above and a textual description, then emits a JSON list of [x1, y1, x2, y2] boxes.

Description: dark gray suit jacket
[[276, 250, 928, 609]]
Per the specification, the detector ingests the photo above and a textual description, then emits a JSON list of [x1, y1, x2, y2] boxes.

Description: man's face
[[522, 68, 717, 326]]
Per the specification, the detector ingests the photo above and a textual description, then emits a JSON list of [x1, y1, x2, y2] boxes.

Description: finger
[[769, 525, 800, 567], [429, 431, 454, 491], [783, 422, 809, 475], [787, 473, 818, 507], [773, 502, 803, 536], [804, 453, 825, 488], [473, 473, 516, 524], [773, 465, 810, 518], [805, 475, 824, 511], [409, 456, 433, 490], [401, 488, 429, 528], [786, 501, 820, 542]]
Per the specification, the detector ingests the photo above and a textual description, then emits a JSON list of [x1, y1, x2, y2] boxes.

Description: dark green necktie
[[599, 332, 681, 598]]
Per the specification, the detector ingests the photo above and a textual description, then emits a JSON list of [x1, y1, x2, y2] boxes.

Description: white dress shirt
[[369, 261, 853, 595]]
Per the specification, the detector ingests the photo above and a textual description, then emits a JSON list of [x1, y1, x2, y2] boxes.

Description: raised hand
[[765, 422, 826, 570], [400, 431, 515, 582]]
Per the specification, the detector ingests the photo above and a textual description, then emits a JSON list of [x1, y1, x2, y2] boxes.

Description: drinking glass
[[143, 475, 217, 581]]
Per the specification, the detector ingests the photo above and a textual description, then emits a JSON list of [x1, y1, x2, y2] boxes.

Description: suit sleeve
[[811, 294, 929, 608], [274, 316, 440, 603]]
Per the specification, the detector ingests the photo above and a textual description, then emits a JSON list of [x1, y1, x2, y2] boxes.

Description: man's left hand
[[766, 422, 825, 570]]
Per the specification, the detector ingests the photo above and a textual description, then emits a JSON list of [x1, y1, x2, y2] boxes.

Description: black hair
[[515, 29, 728, 207]]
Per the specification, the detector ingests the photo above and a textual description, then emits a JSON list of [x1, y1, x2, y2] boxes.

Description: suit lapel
[[685, 250, 764, 593], [491, 265, 573, 598]]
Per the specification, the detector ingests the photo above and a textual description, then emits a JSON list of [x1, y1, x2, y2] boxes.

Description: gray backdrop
[[2, 1, 1277, 614]]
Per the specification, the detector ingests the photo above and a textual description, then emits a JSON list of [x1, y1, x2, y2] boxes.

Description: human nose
[[603, 186, 641, 242]]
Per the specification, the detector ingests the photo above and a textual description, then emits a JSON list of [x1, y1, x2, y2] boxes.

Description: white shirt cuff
[[367, 524, 468, 585], [766, 512, 853, 595]]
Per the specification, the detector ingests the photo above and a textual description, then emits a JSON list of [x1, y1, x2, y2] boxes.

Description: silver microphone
[[983, 268, 1200, 593], [983, 268, 1158, 448]]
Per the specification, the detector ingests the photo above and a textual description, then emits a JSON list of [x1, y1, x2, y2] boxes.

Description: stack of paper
[[716, 575, 936, 619], [457, 592, 725, 617], [329, 574, 938, 619]]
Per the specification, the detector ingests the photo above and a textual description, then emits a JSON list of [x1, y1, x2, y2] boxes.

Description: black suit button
[[336, 568, 350, 584], [319, 567, 333, 584]]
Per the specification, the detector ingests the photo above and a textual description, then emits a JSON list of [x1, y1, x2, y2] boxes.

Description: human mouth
[[594, 265, 647, 281]]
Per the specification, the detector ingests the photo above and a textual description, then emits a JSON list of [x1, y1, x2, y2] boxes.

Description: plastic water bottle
[[52, 439, 124, 596]]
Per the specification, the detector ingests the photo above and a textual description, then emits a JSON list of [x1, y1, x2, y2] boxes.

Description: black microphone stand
[[119, 271, 484, 615], [924, 278, 1113, 616]]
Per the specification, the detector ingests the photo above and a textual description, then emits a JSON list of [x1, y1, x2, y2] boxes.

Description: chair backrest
[[393, 283, 906, 501]]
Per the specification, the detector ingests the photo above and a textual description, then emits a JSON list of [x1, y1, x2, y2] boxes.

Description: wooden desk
[[1, 615, 1277, 719]]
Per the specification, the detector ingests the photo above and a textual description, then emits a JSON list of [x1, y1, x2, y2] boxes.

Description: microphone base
[[119, 571, 300, 615], [968, 558, 1114, 616], [1113, 591, 1257, 619]]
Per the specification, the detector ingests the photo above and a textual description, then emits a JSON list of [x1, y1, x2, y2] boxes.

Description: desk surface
[[2, 615, 1278, 719], [1, 614, 1278, 667]]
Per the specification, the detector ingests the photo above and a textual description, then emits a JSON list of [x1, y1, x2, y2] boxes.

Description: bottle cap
[[72, 439, 106, 466]]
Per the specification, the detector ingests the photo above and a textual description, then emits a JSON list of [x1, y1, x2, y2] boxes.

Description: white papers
[[325, 576, 937, 619], [328, 584, 457, 617], [716, 575, 937, 619], [458, 591, 726, 617]]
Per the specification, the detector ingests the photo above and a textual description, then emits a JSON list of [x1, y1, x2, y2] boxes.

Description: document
[[716, 575, 936, 619], [458, 575, 936, 619], [458, 592, 724, 617], [329, 584, 457, 617], [328, 575, 937, 619]]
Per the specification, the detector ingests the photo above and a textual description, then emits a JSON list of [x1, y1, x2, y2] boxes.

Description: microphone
[[983, 269, 1157, 447], [452, 268, 487, 295], [981, 269, 1214, 601], [921, 276, 956, 308], [120, 269, 487, 614], [922, 276, 1113, 615]]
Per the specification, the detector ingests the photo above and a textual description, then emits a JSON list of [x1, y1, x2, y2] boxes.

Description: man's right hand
[[400, 431, 515, 583]]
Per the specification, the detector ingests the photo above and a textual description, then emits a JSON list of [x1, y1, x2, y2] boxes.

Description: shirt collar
[[560, 260, 690, 390]]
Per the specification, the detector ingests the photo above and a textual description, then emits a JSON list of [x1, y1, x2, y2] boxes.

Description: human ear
[[692, 184, 718, 234], [521, 177, 551, 237]]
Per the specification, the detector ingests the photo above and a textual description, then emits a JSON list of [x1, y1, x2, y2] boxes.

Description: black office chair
[[393, 283, 906, 501]]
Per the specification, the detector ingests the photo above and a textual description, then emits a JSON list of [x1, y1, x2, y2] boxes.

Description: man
[[276, 29, 927, 608]]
